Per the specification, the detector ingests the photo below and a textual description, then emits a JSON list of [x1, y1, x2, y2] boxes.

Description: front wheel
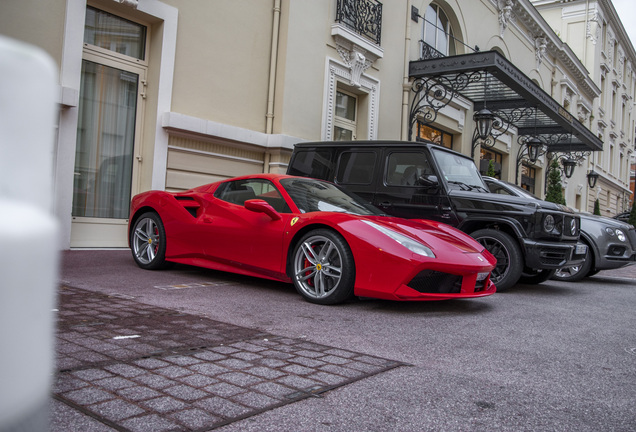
[[130, 212, 169, 270], [518, 268, 556, 285], [552, 247, 593, 282], [471, 229, 523, 292], [291, 229, 355, 305]]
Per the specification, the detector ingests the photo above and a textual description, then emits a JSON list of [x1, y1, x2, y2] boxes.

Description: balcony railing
[[335, 0, 382, 45], [420, 41, 446, 60]]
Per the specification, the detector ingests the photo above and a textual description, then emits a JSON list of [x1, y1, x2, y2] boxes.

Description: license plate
[[575, 244, 587, 255]]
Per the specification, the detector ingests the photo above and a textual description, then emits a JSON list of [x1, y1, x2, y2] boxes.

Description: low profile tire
[[471, 228, 523, 292], [292, 229, 355, 305], [130, 212, 169, 270], [552, 247, 593, 282], [518, 268, 556, 285]]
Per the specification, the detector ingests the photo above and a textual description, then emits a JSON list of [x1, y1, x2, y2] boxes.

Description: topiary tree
[[545, 159, 566, 205], [593, 199, 601, 215], [486, 159, 496, 177], [628, 199, 636, 226]]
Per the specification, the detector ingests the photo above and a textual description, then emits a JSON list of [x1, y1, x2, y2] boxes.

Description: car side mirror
[[417, 175, 439, 189], [244, 199, 281, 221]]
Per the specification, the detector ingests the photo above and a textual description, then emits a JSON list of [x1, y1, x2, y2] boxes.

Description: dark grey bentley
[[484, 176, 636, 281]]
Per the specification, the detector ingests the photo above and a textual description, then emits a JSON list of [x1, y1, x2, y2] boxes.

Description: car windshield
[[431, 147, 488, 192], [280, 178, 383, 216]]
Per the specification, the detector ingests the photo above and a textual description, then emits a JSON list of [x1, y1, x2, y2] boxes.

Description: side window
[[335, 151, 376, 185], [287, 150, 333, 180], [385, 152, 434, 186], [214, 179, 290, 212]]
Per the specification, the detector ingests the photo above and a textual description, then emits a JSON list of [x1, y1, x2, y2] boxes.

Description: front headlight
[[543, 215, 556, 232], [616, 229, 626, 242], [363, 220, 435, 258], [605, 227, 626, 242]]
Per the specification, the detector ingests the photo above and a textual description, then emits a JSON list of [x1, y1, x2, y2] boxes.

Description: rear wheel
[[292, 229, 355, 305], [130, 212, 169, 270], [471, 229, 523, 292]]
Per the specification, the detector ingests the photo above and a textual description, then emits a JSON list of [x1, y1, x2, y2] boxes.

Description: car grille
[[407, 270, 462, 294], [627, 228, 636, 250], [539, 248, 567, 266]]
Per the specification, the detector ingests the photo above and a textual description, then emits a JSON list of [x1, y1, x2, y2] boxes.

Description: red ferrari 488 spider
[[129, 174, 496, 304]]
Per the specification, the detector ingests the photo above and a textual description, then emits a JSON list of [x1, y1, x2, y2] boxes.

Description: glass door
[[71, 57, 146, 247]]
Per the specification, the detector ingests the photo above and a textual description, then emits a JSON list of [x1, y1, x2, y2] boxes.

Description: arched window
[[423, 4, 456, 57]]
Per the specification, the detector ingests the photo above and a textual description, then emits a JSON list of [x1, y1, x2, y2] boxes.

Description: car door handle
[[202, 216, 213, 224], [378, 202, 392, 207]]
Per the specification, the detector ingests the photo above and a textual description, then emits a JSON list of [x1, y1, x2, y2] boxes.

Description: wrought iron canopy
[[409, 50, 602, 153]]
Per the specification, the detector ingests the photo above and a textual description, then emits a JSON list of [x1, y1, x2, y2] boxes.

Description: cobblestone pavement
[[52, 286, 404, 431]]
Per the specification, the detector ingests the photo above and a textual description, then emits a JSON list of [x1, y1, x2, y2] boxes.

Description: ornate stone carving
[[535, 37, 547, 66], [498, 0, 515, 37], [336, 45, 373, 88], [112, 0, 138, 8]]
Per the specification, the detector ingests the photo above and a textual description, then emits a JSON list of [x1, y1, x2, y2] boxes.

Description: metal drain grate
[[53, 286, 405, 431]]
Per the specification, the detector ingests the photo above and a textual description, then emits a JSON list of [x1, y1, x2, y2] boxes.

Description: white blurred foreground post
[[0, 36, 59, 432]]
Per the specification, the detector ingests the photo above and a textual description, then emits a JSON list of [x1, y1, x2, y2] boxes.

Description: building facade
[[532, 0, 635, 216], [1, 0, 633, 249]]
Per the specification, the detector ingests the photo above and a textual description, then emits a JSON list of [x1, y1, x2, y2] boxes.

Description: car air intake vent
[[175, 196, 199, 218], [407, 270, 462, 294]]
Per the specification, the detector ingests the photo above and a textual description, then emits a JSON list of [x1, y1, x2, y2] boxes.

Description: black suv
[[287, 140, 586, 291]]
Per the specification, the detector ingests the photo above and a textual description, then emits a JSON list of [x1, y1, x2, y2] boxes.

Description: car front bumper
[[522, 239, 587, 269]]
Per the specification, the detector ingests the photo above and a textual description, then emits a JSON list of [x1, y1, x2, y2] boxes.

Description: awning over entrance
[[408, 50, 602, 154]]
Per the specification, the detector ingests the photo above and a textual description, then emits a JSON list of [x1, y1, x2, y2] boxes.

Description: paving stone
[[217, 372, 264, 387], [228, 341, 267, 352], [246, 366, 286, 379], [163, 384, 208, 401], [103, 364, 146, 378], [231, 351, 263, 361], [320, 355, 351, 365], [164, 354, 203, 366], [53, 376, 88, 393], [120, 413, 180, 432], [177, 373, 219, 388], [194, 396, 251, 419], [209, 346, 240, 355], [115, 386, 162, 401], [254, 358, 287, 368], [192, 350, 227, 362], [154, 365, 192, 379], [141, 396, 188, 413], [132, 358, 171, 369], [190, 362, 230, 376], [232, 391, 280, 409], [289, 356, 326, 368], [307, 371, 348, 386], [275, 375, 321, 390], [281, 364, 314, 375], [133, 374, 178, 390], [170, 408, 222, 430], [93, 377, 137, 391], [71, 369, 114, 381], [90, 399, 145, 421], [63, 387, 114, 405], [295, 349, 325, 359], [250, 382, 296, 399], [324, 348, 357, 358], [217, 358, 253, 369], [204, 382, 246, 397], [319, 364, 364, 378]]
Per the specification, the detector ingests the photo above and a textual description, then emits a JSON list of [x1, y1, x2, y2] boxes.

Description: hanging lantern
[[473, 108, 495, 140], [587, 170, 599, 188], [562, 157, 576, 178], [526, 137, 542, 162]]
